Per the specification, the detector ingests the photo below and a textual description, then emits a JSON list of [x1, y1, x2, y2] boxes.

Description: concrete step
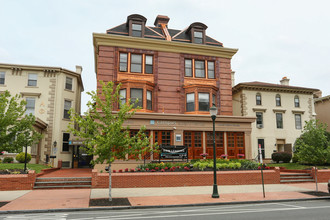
[[34, 177, 92, 189], [280, 173, 310, 176], [280, 176, 313, 179], [280, 179, 315, 183], [33, 185, 92, 189]]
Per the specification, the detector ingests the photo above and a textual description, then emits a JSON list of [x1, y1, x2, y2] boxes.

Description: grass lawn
[[0, 163, 50, 173], [268, 163, 330, 170]]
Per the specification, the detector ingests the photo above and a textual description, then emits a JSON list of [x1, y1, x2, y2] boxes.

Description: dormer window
[[194, 31, 203, 44], [132, 23, 142, 37], [126, 14, 147, 38], [186, 22, 208, 44]]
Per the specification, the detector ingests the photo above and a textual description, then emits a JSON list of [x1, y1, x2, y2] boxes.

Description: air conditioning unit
[[257, 124, 263, 129]]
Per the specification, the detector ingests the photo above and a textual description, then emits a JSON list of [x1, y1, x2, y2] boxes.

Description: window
[[119, 53, 128, 72], [256, 93, 262, 105], [198, 93, 209, 111], [186, 93, 195, 112], [276, 94, 281, 106], [26, 97, 35, 115], [65, 77, 73, 90], [62, 133, 70, 152], [195, 60, 205, 78], [132, 23, 142, 37], [0, 72, 5, 85], [28, 73, 37, 86], [145, 55, 153, 74], [184, 59, 214, 79], [119, 89, 126, 107], [130, 88, 143, 108], [147, 90, 152, 110], [212, 94, 216, 107], [194, 31, 203, 44], [256, 112, 263, 128], [64, 100, 72, 119], [295, 114, 302, 129], [208, 61, 215, 79], [130, 54, 142, 73], [294, 96, 300, 107], [185, 59, 192, 77], [276, 113, 283, 129]]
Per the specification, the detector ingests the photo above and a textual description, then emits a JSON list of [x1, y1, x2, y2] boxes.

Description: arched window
[[256, 93, 262, 105], [294, 95, 300, 107], [275, 94, 281, 106]]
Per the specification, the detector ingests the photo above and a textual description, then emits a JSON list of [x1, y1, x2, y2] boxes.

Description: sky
[[1, 0, 330, 113]]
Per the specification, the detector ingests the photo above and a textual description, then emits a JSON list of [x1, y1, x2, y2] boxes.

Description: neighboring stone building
[[232, 77, 320, 160], [92, 14, 255, 168], [0, 63, 85, 168], [315, 95, 330, 132]]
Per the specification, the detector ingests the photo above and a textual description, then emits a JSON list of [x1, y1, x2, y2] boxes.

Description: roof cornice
[[93, 33, 238, 73], [0, 63, 84, 92], [232, 84, 319, 95]]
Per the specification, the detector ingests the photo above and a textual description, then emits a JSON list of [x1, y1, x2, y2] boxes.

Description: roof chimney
[[75, 65, 83, 75], [154, 15, 170, 27], [280, 76, 289, 86]]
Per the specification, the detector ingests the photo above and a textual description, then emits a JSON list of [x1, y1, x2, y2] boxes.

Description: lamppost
[[210, 104, 219, 198]]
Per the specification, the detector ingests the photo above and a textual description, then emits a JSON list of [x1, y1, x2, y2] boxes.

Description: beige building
[[315, 95, 330, 132], [232, 77, 320, 160], [0, 63, 84, 168]]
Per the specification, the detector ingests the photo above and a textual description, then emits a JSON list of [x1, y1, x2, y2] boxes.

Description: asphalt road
[[0, 200, 330, 220]]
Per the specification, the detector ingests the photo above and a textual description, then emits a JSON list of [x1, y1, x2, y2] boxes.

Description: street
[[0, 200, 329, 220]]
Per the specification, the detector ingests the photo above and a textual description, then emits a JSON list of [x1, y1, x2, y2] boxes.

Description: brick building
[[92, 14, 254, 168]]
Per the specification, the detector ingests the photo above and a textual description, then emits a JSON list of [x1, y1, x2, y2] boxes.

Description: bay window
[[186, 93, 195, 112], [119, 53, 128, 72], [147, 90, 152, 110], [131, 54, 142, 73], [195, 60, 205, 78], [198, 93, 209, 111], [130, 88, 143, 108]]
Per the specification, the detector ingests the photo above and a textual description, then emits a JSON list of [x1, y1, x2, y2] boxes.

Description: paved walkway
[[38, 168, 92, 177], [0, 183, 328, 212]]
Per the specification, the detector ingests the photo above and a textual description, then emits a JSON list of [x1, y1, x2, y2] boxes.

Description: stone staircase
[[280, 173, 314, 183], [34, 177, 92, 189]]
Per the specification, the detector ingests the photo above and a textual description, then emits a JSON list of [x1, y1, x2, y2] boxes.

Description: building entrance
[[184, 131, 203, 159], [72, 146, 93, 168]]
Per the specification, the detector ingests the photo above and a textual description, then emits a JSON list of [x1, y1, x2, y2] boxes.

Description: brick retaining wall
[[311, 168, 330, 182], [91, 168, 281, 188], [0, 170, 36, 191]]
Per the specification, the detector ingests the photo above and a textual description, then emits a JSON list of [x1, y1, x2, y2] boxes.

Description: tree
[[69, 81, 157, 201], [0, 91, 42, 153], [294, 119, 330, 165]]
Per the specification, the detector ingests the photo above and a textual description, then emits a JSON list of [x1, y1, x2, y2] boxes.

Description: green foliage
[[3, 157, 14, 163], [271, 152, 292, 163], [294, 120, 330, 165], [69, 81, 157, 165], [291, 154, 299, 163], [0, 163, 49, 173], [0, 91, 43, 153], [239, 160, 259, 170], [15, 152, 32, 163]]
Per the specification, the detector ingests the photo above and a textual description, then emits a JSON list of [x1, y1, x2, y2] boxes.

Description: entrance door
[[206, 132, 224, 159], [258, 139, 265, 159], [184, 131, 203, 159], [77, 146, 93, 168], [154, 131, 172, 160], [227, 132, 245, 159]]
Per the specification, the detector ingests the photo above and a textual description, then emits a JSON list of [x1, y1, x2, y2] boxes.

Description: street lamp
[[210, 104, 219, 198]]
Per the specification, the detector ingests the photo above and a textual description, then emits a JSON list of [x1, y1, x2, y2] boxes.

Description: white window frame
[[28, 73, 38, 87], [65, 76, 73, 90]]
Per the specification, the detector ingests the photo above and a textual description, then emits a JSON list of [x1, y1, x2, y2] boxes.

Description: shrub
[[3, 157, 14, 163], [291, 154, 299, 163], [271, 152, 292, 163], [15, 152, 32, 163]]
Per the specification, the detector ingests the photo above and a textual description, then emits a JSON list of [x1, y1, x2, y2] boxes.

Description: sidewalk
[[0, 183, 329, 212]]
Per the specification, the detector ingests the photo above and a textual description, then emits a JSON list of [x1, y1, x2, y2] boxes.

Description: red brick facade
[[0, 170, 36, 191]]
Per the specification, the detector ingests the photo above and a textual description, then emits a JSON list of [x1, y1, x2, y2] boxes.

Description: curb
[[0, 196, 329, 215]]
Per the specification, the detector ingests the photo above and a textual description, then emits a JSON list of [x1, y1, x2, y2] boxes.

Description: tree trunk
[[108, 162, 112, 201]]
